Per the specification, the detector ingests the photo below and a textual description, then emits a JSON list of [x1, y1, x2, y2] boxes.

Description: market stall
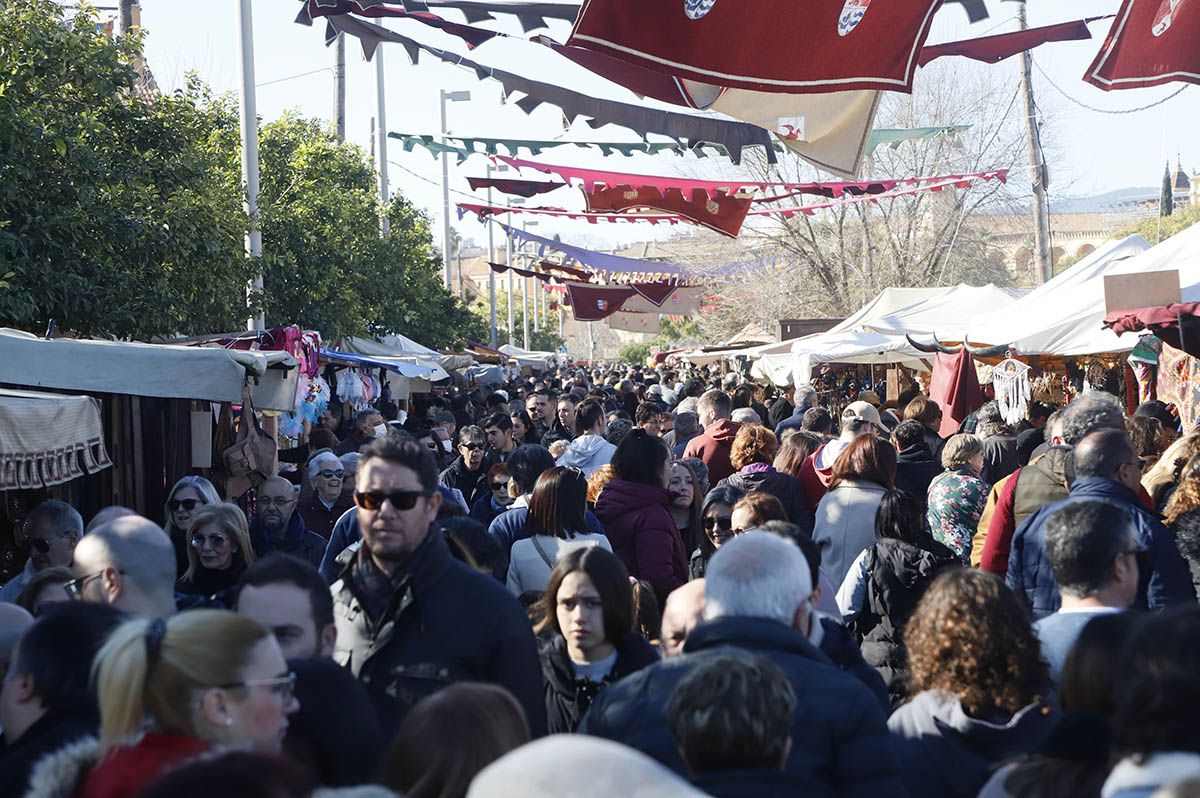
[[0, 389, 111, 491]]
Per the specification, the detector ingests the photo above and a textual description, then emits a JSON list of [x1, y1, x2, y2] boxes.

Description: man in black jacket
[[0, 603, 125, 797], [580, 532, 902, 797], [438, 425, 491, 507], [893, 420, 943, 508], [331, 435, 545, 737]]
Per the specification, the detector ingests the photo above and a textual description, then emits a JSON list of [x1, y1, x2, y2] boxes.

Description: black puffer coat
[[848, 537, 956, 707], [720, 464, 813, 533], [540, 633, 659, 733]]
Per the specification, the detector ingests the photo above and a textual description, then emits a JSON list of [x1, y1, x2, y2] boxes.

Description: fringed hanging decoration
[[992, 358, 1031, 427]]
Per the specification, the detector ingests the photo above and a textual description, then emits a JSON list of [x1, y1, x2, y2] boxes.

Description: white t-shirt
[[506, 532, 612, 596]]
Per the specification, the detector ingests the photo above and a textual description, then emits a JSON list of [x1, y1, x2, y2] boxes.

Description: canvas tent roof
[[862, 284, 1027, 336], [499, 344, 559, 370], [0, 329, 299, 411], [340, 335, 469, 378], [942, 234, 1166, 356]]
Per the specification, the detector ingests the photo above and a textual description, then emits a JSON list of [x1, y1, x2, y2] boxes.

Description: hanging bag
[[222, 388, 278, 499]]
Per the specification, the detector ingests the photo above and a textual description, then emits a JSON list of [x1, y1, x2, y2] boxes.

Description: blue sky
[[139, 0, 1199, 251]]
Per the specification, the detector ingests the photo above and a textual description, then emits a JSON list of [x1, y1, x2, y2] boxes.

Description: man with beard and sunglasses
[[331, 434, 546, 738], [0, 501, 84, 603]]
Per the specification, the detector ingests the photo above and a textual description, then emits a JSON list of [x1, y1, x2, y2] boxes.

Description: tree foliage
[[618, 342, 652, 365], [0, 0, 253, 337], [1161, 161, 1175, 217], [473, 288, 564, 352], [0, 0, 479, 346], [1117, 200, 1200, 244]]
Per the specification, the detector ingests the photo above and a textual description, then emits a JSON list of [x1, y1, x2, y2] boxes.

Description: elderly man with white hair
[[580, 532, 901, 797], [299, 450, 356, 539]]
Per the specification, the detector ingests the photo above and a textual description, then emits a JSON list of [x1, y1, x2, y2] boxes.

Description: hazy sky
[[138, 0, 1198, 252]]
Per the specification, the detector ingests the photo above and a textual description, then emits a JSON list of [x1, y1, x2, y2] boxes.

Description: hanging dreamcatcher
[[993, 357, 1031, 426]]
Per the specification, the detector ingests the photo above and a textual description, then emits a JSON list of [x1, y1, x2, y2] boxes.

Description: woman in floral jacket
[[926, 434, 989, 563]]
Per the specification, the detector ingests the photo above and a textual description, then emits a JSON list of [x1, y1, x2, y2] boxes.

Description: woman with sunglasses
[[176, 503, 257, 606], [507, 467, 612, 597], [27, 610, 299, 798], [470, 463, 515, 527], [162, 476, 221, 578], [297, 451, 355, 540], [689, 485, 744, 580]]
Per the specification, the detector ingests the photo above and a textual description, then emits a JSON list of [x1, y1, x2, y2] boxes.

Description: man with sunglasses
[[438, 426, 492, 508], [0, 501, 84, 604], [249, 477, 327, 569], [331, 434, 546, 738], [299, 452, 355, 540]]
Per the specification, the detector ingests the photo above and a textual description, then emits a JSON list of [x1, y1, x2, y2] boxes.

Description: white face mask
[[373, 423, 389, 439], [442, 439, 453, 452]]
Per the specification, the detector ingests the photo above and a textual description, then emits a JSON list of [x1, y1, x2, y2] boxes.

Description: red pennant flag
[[1085, 0, 1200, 90], [565, 283, 636, 321], [567, 0, 942, 94], [585, 186, 752, 237]]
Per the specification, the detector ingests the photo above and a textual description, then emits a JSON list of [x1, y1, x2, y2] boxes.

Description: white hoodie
[[556, 434, 617, 478]]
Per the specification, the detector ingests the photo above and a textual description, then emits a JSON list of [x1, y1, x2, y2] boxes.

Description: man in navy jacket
[[581, 532, 903, 798], [1008, 428, 1195, 618]]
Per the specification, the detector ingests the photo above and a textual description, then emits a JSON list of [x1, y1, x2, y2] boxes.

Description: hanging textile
[[0, 390, 112, 490], [567, 0, 942, 94], [992, 358, 1031, 427], [488, 262, 553, 281], [390, 132, 758, 161], [1085, 0, 1200, 90], [465, 177, 567, 197], [929, 350, 985, 438], [866, 125, 971, 156], [585, 186, 751, 237], [323, 14, 778, 164], [297, 0, 500, 46], [565, 283, 636, 320], [918, 17, 1101, 67], [1158, 342, 1200, 429], [609, 312, 662, 334], [400, 0, 579, 30]]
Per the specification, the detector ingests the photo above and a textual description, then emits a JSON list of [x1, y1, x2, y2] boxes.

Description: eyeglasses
[[168, 498, 201, 513], [702, 516, 733, 531], [258, 496, 296, 508], [490, 480, 511, 491], [355, 490, 432, 511], [29, 536, 61, 554], [191, 532, 229, 549], [460, 442, 484, 452], [317, 469, 345, 479], [218, 672, 297, 703], [63, 569, 123, 600]]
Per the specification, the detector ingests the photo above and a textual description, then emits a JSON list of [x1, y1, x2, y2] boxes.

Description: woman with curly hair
[[717, 424, 811, 530], [889, 568, 1058, 798], [1163, 452, 1200, 525]]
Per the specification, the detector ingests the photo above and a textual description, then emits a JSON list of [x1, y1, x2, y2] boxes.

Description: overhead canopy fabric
[[340, 335, 470, 377], [499, 344, 559, 370], [862, 284, 1026, 336], [0, 389, 112, 490], [941, 235, 1159, 356], [0, 330, 299, 411]]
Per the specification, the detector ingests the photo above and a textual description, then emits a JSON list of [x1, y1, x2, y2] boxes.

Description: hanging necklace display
[[993, 354, 1031, 426]]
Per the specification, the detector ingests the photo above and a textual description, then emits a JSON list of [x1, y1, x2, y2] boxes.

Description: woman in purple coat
[[593, 429, 689, 605]]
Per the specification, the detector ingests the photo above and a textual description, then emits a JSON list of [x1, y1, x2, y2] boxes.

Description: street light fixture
[[440, 89, 471, 292]]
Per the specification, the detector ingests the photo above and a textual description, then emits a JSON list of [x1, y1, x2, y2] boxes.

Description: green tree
[[1162, 161, 1175, 217], [0, 0, 255, 337], [1117, 201, 1200, 244], [618, 342, 652, 365], [472, 288, 564, 351]]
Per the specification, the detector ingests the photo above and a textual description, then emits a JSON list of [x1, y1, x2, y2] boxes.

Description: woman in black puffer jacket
[[835, 489, 958, 707], [538, 547, 659, 733]]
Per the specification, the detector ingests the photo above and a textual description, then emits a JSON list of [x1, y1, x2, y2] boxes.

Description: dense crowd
[[3, 364, 1200, 798]]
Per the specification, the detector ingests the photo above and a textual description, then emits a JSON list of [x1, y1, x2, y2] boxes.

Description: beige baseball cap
[[842, 400, 884, 430]]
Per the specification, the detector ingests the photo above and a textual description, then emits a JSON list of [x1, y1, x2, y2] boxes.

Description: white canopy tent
[[0, 329, 300, 411], [341, 335, 467, 380], [938, 234, 1173, 356], [862, 284, 1028, 337], [500, 344, 560, 371]]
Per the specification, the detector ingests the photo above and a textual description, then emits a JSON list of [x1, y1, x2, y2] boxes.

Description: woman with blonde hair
[[1143, 432, 1200, 512], [177, 503, 257, 605], [28, 610, 297, 798], [162, 476, 222, 577]]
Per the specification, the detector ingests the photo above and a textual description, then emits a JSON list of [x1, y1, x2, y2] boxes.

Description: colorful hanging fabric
[[918, 17, 1101, 67], [567, 0, 942, 94], [391, 132, 752, 161], [565, 283, 637, 320], [297, 0, 499, 47], [609, 312, 662, 334], [866, 125, 971, 155], [465, 177, 566, 197], [584, 186, 752, 237], [323, 14, 778, 163], [1084, 0, 1200, 90]]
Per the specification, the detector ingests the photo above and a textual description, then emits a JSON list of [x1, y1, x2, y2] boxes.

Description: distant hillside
[[1049, 186, 1159, 214]]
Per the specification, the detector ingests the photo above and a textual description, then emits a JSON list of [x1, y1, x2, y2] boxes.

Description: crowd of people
[[3, 363, 1200, 798]]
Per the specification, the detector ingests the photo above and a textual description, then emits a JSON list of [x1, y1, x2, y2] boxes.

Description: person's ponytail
[[94, 617, 154, 748]]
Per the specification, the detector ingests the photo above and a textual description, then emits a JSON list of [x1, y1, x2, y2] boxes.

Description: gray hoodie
[[556, 434, 617, 478]]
